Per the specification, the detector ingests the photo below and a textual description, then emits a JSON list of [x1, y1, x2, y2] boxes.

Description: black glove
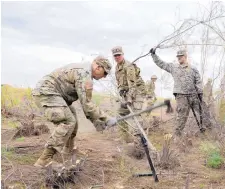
[[198, 94, 203, 102], [121, 102, 128, 109], [120, 101, 132, 109], [150, 48, 156, 54], [119, 90, 127, 97]]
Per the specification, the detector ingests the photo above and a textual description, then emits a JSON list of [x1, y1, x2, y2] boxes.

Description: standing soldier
[[149, 48, 212, 136], [112, 46, 148, 159], [143, 75, 158, 126], [32, 56, 117, 168], [203, 78, 213, 107], [146, 75, 158, 104], [203, 78, 216, 117]]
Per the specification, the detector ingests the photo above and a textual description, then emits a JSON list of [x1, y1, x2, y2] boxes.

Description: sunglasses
[[114, 54, 121, 57]]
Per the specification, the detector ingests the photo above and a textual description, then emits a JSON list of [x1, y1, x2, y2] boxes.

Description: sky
[[1, 1, 224, 98]]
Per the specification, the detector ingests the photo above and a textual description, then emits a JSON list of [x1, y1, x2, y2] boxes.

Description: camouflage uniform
[[151, 51, 212, 135], [142, 76, 157, 125], [112, 46, 147, 156], [203, 78, 213, 106], [32, 58, 111, 156], [219, 75, 225, 124], [144, 76, 157, 108]]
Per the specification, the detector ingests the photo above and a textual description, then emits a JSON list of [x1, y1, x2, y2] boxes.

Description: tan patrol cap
[[176, 50, 187, 57], [207, 78, 212, 83], [111, 46, 124, 56], [151, 75, 157, 79], [94, 55, 112, 74]]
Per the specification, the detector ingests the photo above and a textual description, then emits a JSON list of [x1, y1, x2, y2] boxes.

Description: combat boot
[[34, 147, 56, 168]]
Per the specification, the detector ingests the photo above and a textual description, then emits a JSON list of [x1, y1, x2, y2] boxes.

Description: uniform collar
[[179, 62, 188, 68], [116, 59, 125, 69]]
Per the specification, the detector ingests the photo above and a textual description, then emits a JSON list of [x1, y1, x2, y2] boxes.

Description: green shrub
[[200, 142, 224, 169], [207, 152, 224, 169]]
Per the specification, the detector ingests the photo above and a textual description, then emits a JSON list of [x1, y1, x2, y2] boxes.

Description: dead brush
[[13, 118, 49, 139], [212, 125, 225, 159], [157, 134, 180, 169], [177, 131, 194, 153]]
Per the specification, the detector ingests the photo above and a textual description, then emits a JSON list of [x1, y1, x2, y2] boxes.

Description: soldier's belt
[[176, 93, 199, 97]]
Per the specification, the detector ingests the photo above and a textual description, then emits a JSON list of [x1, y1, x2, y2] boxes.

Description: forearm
[[151, 54, 173, 73]]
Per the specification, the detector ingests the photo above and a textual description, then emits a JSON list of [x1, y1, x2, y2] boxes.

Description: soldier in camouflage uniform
[[150, 48, 212, 136], [32, 56, 117, 168], [142, 75, 158, 125], [146, 75, 157, 102], [112, 46, 147, 159], [203, 78, 213, 107]]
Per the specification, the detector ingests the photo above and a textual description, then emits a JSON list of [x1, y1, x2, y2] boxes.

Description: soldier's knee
[[45, 107, 67, 123]]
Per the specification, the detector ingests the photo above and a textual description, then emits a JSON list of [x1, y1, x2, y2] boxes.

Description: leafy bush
[[200, 142, 224, 169], [1, 84, 37, 117], [1, 84, 33, 108], [207, 152, 224, 168]]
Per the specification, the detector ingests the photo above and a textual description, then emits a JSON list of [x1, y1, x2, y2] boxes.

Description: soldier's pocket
[[45, 107, 67, 123], [54, 124, 69, 138]]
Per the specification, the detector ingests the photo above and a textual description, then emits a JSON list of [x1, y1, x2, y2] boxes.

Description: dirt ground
[[1, 98, 225, 189]]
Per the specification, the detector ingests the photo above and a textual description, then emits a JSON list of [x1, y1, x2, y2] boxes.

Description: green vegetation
[[2, 146, 38, 165], [1, 84, 33, 108], [200, 141, 224, 169], [16, 137, 25, 142]]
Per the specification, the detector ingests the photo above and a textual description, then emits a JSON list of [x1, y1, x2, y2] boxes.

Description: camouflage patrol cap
[[208, 78, 212, 83], [111, 46, 124, 56], [151, 75, 157, 79], [176, 50, 187, 57], [94, 55, 112, 74]]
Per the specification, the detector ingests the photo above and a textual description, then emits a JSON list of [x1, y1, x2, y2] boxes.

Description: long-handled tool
[[117, 100, 172, 122], [118, 99, 172, 182], [186, 96, 205, 133], [94, 99, 173, 182]]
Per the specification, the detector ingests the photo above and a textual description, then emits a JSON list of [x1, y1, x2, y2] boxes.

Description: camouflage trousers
[[175, 94, 212, 136], [34, 95, 78, 154]]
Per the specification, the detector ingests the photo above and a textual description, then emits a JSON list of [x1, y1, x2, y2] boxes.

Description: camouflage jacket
[[146, 80, 155, 98], [152, 54, 203, 94], [32, 62, 109, 123], [115, 59, 146, 101]]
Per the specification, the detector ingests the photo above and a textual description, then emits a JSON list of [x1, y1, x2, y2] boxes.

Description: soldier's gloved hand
[[119, 90, 127, 97], [198, 93, 203, 102], [126, 95, 133, 107], [126, 101, 132, 107], [120, 101, 132, 109], [106, 117, 117, 127], [121, 102, 128, 109], [150, 48, 156, 54]]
